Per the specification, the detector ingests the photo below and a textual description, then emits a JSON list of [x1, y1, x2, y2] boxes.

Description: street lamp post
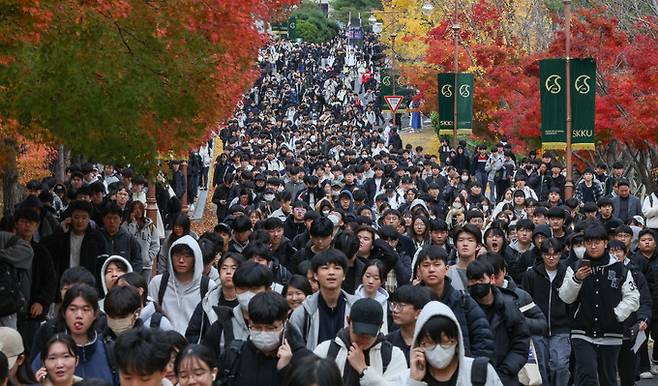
[[452, 23, 460, 150], [564, 0, 574, 199]]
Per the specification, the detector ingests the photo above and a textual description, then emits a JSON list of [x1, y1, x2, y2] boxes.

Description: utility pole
[[564, 0, 574, 199], [452, 23, 460, 150], [451, 0, 460, 149]]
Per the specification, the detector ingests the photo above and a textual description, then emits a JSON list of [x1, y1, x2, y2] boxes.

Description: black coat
[[623, 261, 653, 337], [271, 239, 298, 272], [505, 277, 547, 336], [200, 305, 238, 360], [99, 228, 142, 272], [172, 170, 186, 199], [42, 227, 106, 295], [521, 263, 571, 335], [28, 241, 58, 311], [283, 216, 306, 241], [486, 288, 531, 386], [290, 245, 316, 275], [436, 278, 495, 358], [630, 251, 658, 325], [217, 324, 313, 386]]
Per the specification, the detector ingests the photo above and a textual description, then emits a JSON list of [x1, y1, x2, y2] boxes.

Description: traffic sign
[[384, 95, 403, 113]]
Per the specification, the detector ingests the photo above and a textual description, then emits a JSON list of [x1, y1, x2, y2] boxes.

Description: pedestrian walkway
[[190, 135, 221, 221], [190, 188, 207, 220]]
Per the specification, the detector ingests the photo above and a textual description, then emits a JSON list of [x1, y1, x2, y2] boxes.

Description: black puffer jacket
[[435, 278, 495, 358], [623, 261, 653, 337], [486, 287, 531, 386], [504, 276, 547, 336]]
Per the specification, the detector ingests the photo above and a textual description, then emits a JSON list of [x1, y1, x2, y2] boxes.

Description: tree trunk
[[55, 144, 67, 183], [0, 138, 19, 216]]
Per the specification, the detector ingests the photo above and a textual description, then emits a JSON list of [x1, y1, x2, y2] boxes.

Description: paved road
[[190, 188, 208, 220]]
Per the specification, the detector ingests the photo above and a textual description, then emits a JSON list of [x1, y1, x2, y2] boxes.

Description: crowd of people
[[1, 31, 658, 386]]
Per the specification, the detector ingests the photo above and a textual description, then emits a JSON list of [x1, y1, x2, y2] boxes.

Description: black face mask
[[468, 283, 491, 300]]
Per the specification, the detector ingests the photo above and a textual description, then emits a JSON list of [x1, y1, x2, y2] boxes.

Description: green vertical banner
[[437, 73, 473, 135], [380, 70, 395, 110], [571, 58, 596, 150], [379, 70, 413, 112], [540, 59, 567, 150], [287, 16, 297, 40], [457, 73, 474, 131]]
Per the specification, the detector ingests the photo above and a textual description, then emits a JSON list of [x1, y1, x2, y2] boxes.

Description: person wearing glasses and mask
[[402, 301, 503, 385]]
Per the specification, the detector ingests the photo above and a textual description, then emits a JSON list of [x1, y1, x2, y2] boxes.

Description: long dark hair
[[40, 333, 78, 363], [128, 200, 147, 227], [168, 214, 191, 244], [361, 259, 387, 284], [57, 284, 99, 336]]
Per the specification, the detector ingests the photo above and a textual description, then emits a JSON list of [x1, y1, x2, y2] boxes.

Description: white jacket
[[354, 285, 390, 334], [400, 301, 503, 386], [642, 193, 658, 229], [148, 235, 217, 334], [314, 336, 408, 386]]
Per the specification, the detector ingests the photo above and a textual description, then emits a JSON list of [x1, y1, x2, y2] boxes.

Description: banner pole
[[564, 0, 574, 199], [452, 0, 460, 149]]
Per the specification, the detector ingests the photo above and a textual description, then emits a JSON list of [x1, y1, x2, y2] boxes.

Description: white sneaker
[[640, 371, 654, 379], [651, 363, 658, 375]]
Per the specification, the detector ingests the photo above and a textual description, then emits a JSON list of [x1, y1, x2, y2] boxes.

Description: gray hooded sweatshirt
[[98, 254, 133, 312], [148, 235, 217, 334], [400, 301, 503, 386]]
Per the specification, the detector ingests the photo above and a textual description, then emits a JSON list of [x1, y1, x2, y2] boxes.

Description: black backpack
[[0, 258, 25, 317], [157, 271, 210, 308], [216, 340, 247, 386], [470, 357, 489, 386], [149, 312, 164, 328], [326, 339, 393, 374]]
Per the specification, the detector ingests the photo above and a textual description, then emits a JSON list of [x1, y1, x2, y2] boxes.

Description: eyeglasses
[[419, 339, 457, 350], [391, 302, 410, 311]]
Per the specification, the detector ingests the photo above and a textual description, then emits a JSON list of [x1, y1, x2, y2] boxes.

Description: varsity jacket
[[559, 253, 640, 345]]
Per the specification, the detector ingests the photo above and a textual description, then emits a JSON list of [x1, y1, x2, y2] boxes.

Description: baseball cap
[[0, 327, 24, 369], [350, 298, 383, 337], [633, 215, 645, 226]]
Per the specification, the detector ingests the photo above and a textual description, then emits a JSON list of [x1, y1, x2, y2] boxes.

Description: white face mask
[[424, 343, 457, 369], [452, 202, 462, 209], [263, 194, 275, 202], [461, 176, 469, 182], [573, 246, 586, 259], [107, 313, 137, 336], [250, 329, 282, 352], [237, 291, 256, 311]]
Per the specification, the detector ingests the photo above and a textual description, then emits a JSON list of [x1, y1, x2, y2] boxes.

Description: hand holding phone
[[35, 367, 48, 383], [575, 261, 593, 281]]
